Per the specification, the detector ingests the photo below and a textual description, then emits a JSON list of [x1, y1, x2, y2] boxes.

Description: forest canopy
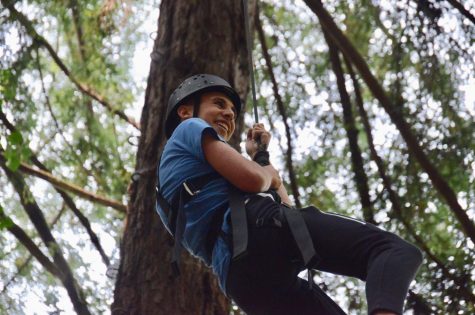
[[1, 0, 474, 314]]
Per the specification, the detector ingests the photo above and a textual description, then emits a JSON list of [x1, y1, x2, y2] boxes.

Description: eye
[[214, 99, 225, 108]]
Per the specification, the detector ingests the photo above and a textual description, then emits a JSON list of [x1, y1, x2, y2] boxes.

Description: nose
[[223, 106, 235, 120]]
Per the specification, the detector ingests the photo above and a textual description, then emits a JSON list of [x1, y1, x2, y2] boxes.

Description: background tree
[[111, 0, 252, 314], [1, 0, 474, 314]]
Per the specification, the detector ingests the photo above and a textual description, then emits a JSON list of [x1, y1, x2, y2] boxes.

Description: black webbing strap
[[171, 188, 187, 275], [281, 206, 319, 289], [229, 185, 248, 259], [282, 207, 319, 268], [157, 172, 221, 275]]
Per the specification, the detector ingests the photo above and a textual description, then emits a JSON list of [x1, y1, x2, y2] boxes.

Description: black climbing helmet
[[165, 74, 242, 138]]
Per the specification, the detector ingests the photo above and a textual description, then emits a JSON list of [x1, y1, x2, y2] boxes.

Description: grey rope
[[242, 0, 259, 124]]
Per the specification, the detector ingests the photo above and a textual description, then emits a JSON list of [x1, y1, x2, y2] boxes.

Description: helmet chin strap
[[192, 94, 201, 118]]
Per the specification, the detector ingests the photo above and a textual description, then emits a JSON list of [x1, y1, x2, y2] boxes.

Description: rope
[[242, 0, 259, 124]]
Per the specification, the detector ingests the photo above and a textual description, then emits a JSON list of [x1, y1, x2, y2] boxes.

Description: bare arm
[[202, 133, 281, 193]]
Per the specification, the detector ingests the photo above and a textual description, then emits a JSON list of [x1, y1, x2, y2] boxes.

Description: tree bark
[[112, 1, 251, 314], [305, 0, 475, 245]]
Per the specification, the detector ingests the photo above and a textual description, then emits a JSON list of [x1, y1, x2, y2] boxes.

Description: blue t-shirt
[[156, 118, 232, 293]]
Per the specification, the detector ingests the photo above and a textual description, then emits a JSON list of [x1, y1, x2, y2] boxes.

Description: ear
[[177, 104, 193, 120]]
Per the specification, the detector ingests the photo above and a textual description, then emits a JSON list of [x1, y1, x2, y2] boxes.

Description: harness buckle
[[183, 181, 200, 196]]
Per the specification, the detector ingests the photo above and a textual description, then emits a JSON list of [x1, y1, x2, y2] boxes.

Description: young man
[[156, 74, 423, 315]]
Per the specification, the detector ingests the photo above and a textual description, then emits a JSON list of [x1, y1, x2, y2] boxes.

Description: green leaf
[[0, 206, 14, 230], [7, 131, 23, 146], [5, 153, 21, 172]]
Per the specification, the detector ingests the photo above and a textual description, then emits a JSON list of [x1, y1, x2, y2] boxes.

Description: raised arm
[[202, 133, 281, 193]]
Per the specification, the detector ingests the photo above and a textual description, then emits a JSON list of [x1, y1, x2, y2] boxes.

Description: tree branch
[[1, 202, 67, 293], [446, 0, 475, 26], [255, 5, 301, 208], [304, 0, 475, 245], [0, 111, 113, 264], [323, 28, 376, 224], [345, 58, 475, 305], [16, 161, 127, 213], [1, 162, 92, 315], [0, 210, 61, 279], [1, 0, 140, 131]]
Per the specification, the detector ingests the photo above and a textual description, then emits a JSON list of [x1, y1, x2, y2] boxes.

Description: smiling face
[[177, 91, 237, 141]]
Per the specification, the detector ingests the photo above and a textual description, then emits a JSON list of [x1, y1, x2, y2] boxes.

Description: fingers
[[250, 123, 271, 144], [247, 127, 253, 140]]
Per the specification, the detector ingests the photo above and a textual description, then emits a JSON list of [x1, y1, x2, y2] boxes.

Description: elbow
[[236, 171, 269, 193]]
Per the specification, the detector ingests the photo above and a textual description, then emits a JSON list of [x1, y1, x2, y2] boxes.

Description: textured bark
[[324, 30, 375, 224], [112, 1, 251, 314], [305, 0, 475, 245], [255, 6, 301, 208]]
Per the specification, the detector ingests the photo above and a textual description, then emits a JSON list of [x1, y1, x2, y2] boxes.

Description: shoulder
[[176, 118, 209, 133], [173, 118, 224, 142]]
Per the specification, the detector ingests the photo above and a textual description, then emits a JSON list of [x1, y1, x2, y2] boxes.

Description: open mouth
[[216, 122, 229, 133]]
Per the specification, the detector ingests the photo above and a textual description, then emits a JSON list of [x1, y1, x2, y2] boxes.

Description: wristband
[[253, 150, 270, 166]]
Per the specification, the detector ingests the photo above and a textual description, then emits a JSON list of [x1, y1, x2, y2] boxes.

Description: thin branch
[[304, 0, 475, 245], [35, 49, 78, 156], [17, 161, 126, 213], [446, 0, 475, 26], [255, 5, 301, 208], [1, 0, 140, 131], [323, 29, 376, 224], [1, 205, 67, 293], [1, 161, 92, 315], [34, 49, 106, 188], [345, 57, 475, 305], [0, 211, 61, 279]]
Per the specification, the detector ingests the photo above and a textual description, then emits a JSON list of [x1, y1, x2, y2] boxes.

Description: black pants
[[226, 196, 423, 315]]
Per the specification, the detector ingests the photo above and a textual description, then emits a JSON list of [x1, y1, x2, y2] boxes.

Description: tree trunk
[[112, 1, 251, 314]]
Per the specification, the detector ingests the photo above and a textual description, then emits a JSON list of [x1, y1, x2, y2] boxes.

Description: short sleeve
[[172, 118, 225, 162]]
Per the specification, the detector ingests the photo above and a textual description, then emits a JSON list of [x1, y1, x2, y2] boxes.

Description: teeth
[[218, 123, 228, 131]]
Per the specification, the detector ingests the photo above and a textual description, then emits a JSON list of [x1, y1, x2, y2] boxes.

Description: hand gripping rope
[[241, 0, 319, 288]]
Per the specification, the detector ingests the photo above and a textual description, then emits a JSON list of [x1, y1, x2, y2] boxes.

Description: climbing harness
[[156, 169, 249, 274], [156, 4, 320, 280]]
